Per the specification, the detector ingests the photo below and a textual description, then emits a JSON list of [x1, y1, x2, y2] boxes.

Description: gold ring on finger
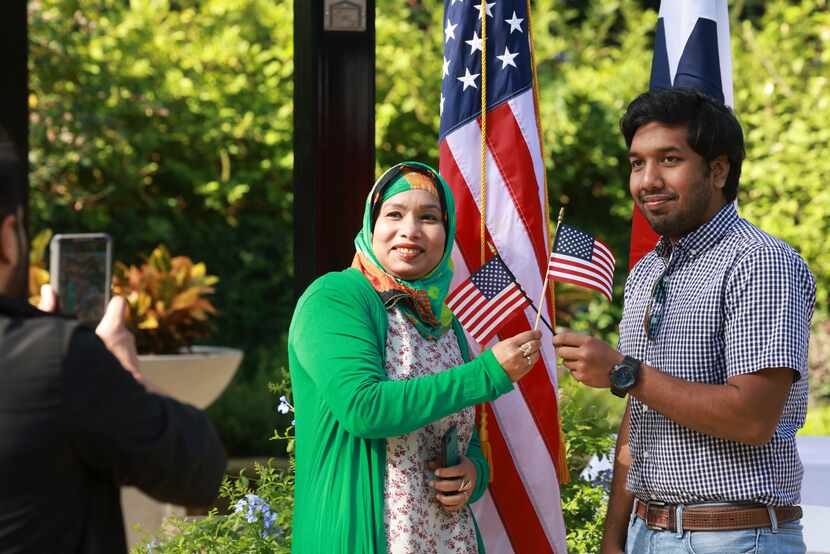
[[520, 343, 532, 358]]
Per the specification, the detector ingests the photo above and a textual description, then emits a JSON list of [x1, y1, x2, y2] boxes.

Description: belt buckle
[[644, 500, 666, 531]]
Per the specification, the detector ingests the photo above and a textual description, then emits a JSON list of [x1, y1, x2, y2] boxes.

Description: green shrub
[[809, 323, 830, 403], [29, 0, 295, 455], [801, 402, 830, 436], [558, 374, 624, 553], [134, 461, 294, 554], [134, 387, 296, 553]]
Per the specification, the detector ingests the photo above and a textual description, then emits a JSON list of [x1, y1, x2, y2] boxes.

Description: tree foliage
[[29, 0, 295, 454]]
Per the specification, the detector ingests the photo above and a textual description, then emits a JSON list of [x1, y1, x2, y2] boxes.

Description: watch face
[[611, 365, 635, 389]]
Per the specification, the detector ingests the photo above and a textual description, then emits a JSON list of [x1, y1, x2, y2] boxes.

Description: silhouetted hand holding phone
[[39, 284, 161, 394]]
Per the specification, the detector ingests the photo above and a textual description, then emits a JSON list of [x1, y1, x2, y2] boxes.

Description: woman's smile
[[372, 189, 446, 280], [391, 244, 424, 260]]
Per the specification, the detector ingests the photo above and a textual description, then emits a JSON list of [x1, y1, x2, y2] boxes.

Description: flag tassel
[[477, 0, 495, 484]]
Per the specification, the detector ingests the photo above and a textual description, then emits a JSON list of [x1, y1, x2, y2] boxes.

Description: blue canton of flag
[[549, 224, 616, 301], [440, 0, 533, 139], [471, 255, 516, 298], [446, 255, 530, 345], [554, 225, 595, 260]]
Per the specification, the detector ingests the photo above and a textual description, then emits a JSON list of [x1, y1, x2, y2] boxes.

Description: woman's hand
[[491, 329, 543, 382], [429, 455, 477, 512]]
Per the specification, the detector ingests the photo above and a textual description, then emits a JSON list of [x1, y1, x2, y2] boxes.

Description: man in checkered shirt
[[554, 89, 816, 554]]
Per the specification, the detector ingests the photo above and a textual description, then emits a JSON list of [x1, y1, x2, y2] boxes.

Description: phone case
[[49, 233, 113, 324], [441, 425, 460, 468]]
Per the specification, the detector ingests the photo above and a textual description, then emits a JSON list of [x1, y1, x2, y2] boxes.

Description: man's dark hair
[[0, 128, 25, 219], [620, 88, 745, 202]]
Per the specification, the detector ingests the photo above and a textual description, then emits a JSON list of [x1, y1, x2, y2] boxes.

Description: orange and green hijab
[[351, 162, 456, 340]]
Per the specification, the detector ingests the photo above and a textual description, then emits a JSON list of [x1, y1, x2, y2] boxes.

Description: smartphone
[[441, 425, 460, 468], [49, 233, 112, 325]]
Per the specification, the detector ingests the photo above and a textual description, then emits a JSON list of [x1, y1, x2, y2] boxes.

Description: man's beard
[[639, 181, 713, 239]]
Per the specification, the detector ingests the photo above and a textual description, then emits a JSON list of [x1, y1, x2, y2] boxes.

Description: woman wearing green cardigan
[[289, 162, 542, 553]]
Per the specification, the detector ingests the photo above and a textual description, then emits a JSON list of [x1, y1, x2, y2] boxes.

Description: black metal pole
[[293, 0, 376, 299]]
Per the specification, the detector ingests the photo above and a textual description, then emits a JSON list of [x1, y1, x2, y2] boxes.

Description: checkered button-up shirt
[[619, 203, 816, 506]]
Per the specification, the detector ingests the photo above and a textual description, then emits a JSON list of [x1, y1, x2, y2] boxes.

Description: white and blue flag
[[649, 0, 733, 106], [630, 0, 735, 267]]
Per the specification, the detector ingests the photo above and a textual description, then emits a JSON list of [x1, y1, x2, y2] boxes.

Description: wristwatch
[[609, 355, 642, 398]]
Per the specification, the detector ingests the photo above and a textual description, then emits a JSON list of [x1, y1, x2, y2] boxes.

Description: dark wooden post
[[0, 2, 29, 227], [293, 0, 375, 298]]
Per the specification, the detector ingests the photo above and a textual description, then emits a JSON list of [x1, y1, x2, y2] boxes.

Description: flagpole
[[477, 0, 494, 484], [534, 207, 565, 331], [526, 300, 555, 334]]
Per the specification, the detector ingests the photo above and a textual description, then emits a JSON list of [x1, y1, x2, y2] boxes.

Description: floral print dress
[[383, 308, 479, 554]]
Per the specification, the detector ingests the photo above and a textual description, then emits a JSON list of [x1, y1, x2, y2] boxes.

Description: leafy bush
[[800, 402, 830, 437], [558, 374, 624, 553], [29, 0, 295, 456], [27, 229, 52, 305], [135, 462, 294, 554], [809, 322, 830, 403], [112, 245, 219, 354], [735, 1, 830, 314], [134, 388, 295, 553]]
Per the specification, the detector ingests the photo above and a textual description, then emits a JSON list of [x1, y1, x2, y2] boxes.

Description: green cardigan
[[288, 268, 513, 554]]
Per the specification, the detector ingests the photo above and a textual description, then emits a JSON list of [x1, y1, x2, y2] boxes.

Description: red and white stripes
[[440, 88, 567, 554]]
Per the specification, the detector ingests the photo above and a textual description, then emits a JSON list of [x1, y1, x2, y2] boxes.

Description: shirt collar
[[655, 202, 739, 260]]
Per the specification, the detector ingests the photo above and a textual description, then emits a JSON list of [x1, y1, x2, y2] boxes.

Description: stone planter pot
[[123, 346, 242, 549], [138, 346, 243, 409]]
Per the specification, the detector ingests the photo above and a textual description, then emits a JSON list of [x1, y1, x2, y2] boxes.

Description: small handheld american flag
[[548, 224, 616, 301], [446, 255, 530, 345]]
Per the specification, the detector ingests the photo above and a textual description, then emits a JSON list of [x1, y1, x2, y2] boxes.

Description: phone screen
[[51, 235, 112, 324]]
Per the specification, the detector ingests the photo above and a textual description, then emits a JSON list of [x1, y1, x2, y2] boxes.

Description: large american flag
[[549, 224, 616, 302], [446, 255, 530, 345], [439, 0, 567, 552], [629, 0, 733, 268]]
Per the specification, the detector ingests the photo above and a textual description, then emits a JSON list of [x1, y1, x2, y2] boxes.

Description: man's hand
[[429, 455, 478, 512], [553, 331, 623, 388], [37, 284, 59, 313], [95, 296, 144, 386]]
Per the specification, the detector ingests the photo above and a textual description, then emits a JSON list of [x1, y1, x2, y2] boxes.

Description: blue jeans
[[625, 512, 806, 553]]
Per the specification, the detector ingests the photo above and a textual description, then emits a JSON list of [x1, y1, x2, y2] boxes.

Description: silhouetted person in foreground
[[0, 132, 226, 553]]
